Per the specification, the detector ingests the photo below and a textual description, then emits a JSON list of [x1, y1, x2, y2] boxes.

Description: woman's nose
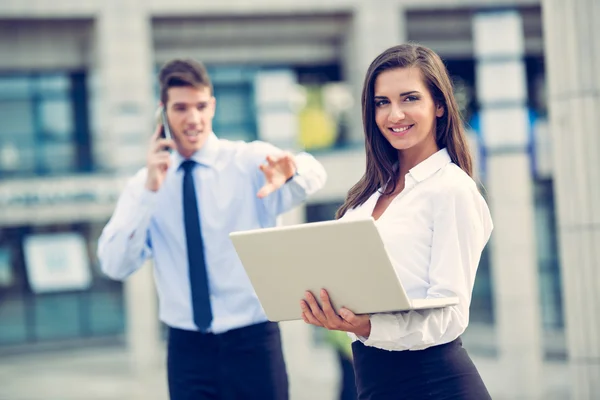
[[388, 104, 405, 122]]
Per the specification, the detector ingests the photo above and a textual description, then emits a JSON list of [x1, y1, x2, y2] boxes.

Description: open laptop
[[229, 217, 458, 322]]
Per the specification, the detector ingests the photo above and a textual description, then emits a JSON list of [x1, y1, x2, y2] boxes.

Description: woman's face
[[373, 67, 444, 156]]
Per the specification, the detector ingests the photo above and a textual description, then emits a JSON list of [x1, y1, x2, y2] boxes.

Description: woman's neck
[[397, 143, 439, 178]]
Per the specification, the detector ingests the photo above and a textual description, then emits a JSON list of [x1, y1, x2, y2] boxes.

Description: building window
[[0, 72, 92, 177], [211, 80, 258, 142], [306, 201, 342, 223], [0, 223, 125, 347]]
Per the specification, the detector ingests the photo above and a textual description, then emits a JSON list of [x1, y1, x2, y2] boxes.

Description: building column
[[542, 0, 600, 398], [91, 0, 156, 173], [473, 11, 543, 399], [342, 2, 406, 144], [91, 0, 161, 385]]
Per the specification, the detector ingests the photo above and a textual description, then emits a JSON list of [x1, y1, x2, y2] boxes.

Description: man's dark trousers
[[167, 321, 288, 400]]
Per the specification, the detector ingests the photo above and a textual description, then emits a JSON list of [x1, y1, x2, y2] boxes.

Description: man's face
[[165, 85, 216, 158]]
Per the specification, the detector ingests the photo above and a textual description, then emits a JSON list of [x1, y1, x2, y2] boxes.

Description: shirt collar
[[408, 148, 451, 182], [173, 132, 220, 168]]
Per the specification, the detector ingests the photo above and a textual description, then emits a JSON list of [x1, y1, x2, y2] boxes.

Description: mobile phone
[[155, 106, 173, 152]]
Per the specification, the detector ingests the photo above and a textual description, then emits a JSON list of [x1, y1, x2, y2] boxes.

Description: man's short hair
[[158, 59, 213, 105]]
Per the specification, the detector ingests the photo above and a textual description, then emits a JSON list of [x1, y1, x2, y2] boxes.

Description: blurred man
[[98, 59, 327, 400]]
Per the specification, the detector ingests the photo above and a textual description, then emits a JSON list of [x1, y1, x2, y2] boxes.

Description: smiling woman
[[301, 43, 493, 400], [373, 68, 444, 156]]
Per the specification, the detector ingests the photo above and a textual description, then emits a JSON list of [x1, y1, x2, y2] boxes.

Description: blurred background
[[0, 0, 597, 399]]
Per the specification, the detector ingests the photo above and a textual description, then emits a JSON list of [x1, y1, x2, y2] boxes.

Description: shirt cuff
[[284, 153, 310, 189], [285, 170, 299, 184], [362, 313, 401, 348]]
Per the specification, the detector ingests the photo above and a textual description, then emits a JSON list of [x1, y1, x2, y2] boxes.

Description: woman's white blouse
[[343, 148, 493, 351]]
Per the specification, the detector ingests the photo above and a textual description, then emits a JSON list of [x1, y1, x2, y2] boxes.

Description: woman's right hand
[[145, 125, 175, 192], [301, 289, 372, 338]]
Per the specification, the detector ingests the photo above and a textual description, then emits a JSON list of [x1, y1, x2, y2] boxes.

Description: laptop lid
[[229, 218, 413, 322]]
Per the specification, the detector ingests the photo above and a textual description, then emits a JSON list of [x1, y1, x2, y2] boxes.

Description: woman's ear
[[435, 104, 445, 118]]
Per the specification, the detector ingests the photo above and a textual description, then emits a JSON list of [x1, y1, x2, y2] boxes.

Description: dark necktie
[[181, 160, 213, 331]]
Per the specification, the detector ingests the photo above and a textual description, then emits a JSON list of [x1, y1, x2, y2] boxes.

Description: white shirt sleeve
[[97, 169, 157, 281], [361, 182, 493, 351]]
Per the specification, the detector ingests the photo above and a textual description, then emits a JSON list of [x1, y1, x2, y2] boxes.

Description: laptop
[[229, 217, 458, 322]]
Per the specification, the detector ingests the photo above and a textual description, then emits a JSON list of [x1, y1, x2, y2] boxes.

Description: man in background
[[98, 58, 327, 399]]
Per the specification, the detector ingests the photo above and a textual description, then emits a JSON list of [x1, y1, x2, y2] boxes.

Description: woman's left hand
[[301, 289, 371, 338]]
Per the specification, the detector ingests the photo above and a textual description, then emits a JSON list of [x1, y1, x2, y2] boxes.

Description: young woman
[[300, 44, 493, 399]]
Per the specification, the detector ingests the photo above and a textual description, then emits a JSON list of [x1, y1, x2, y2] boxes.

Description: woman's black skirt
[[352, 337, 491, 400]]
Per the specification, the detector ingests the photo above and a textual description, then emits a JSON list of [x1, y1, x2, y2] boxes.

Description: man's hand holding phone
[[146, 122, 175, 192]]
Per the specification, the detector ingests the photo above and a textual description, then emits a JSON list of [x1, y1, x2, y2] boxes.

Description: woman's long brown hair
[[336, 43, 473, 219]]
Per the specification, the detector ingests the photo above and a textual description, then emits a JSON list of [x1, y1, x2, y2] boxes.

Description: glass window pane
[[306, 201, 343, 222], [0, 248, 15, 288], [0, 142, 20, 172], [37, 74, 70, 93], [40, 143, 75, 173], [0, 100, 35, 138], [17, 146, 36, 173], [209, 66, 255, 84], [0, 76, 31, 100], [214, 86, 253, 126], [213, 85, 256, 142], [470, 247, 494, 324], [0, 143, 36, 174], [535, 180, 563, 329], [88, 291, 125, 335], [33, 293, 81, 340], [39, 99, 73, 140], [0, 73, 89, 176], [0, 297, 27, 345]]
